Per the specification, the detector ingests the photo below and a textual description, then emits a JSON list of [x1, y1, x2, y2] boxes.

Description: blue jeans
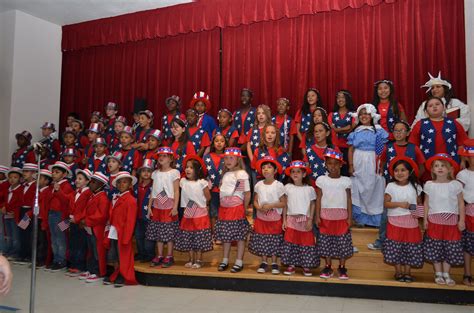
[[4, 218, 20, 257], [86, 233, 99, 275], [374, 208, 388, 246], [69, 223, 87, 270], [134, 218, 154, 259], [48, 211, 67, 265], [209, 191, 220, 218], [0, 213, 5, 253]]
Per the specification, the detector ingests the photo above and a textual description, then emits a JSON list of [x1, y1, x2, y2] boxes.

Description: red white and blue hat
[[106, 151, 123, 164], [119, 126, 134, 137], [63, 127, 77, 138], [115, 116, 127, 126], [112, 171, 137, 187], [22, 163, 38, 171], [255, 156, 282, 175], [425, 153, 460, 175], [190, 91, 211, 110], [39, 169, 52, 178], [15, 130, 32, 143], [217, 108, 233, 118], [156, 146, 175, 157], [63, 148, 76, 157], [8, 167, 22, 176], [71, 119, 84, 129], [49, 161, 72, 177], [147, 129, 162, 141], [40, 122, 56, 131], [93, 137, 107, 147], [139, 159, 156, 171], [90, 172, 108, 185], [224, 147, 244, 158], [324, 149, 346, 164], [459, 139, 474, 157], [388, 156, 419, 178], [87, 123, 101, 134], [0, 165, 9, 174], [76, 168, 92, 180], [166, 95, 181, 107], [285, 160, 311, 176], [138, 110, 154, 120], [105, 102, 118, 110], [91, 111, 102, 118]]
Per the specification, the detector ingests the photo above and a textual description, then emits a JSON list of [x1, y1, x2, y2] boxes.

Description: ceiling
[[0, 0, 193, 25]]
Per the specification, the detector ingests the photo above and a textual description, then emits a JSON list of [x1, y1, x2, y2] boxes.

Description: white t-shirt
[[151, 169, 180, 199], [423, 180, 463, 214], [254, 180, 286, 214], [180, 178, 208, 208], [219, 170, 250, 199], [385, 182, 422, 217], [284, 184, 316, 216], [316, 175, 351, 210], [457, 169, 474, 203]]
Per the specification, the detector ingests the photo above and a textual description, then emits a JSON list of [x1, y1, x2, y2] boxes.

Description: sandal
[[444, 275, 456, 286], [217, 263, 228, 271], [184, 261, 194, 268], [230, 264, 244, 273], [435, 274, 446, 285], [192, 260, 203, 269], [463, 275, 472, 286], [394, 273, 405, 282], [403, 274, 414, 283]]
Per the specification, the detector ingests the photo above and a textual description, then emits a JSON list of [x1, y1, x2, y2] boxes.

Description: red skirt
[[284, 227, 315, 246], [180, 215, 210, 231], [151, 207, 178, 223], [319, 218, 348, 236], [466, 214, 474, 232], [386, 222, 422, 243], [426, 221, 461, 241], [218, 204, 245, 221], [254, 218, 283, 235]]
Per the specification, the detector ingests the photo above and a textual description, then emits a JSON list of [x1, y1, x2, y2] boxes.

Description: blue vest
[[162, 113, 182, 141], [383, 142, 416, 180], [420, 118, 459, 163], [11, 147, 32, 168], [67, 163, 79, 188], [299, 112, 312, 133], [87, 155, 108, 175], [104, 118, 115, 143], [189, 128, 206, 152], [233, 107, 256, 136], [174, 144, 190, 172], [121, 149, 137, 174], [199, 113, 218, 138], [215, 125, 238, 141], [255, 147, 291, 181], [203, 153, 224, 189], [332, 112, 352, 142], [272, 115, 293, 150], [106, 177, 119, 200], [133, 184, 151, 221], [306, 147, 327, 182], [42, 138, 59, 161], [249, 128, 262, 154]]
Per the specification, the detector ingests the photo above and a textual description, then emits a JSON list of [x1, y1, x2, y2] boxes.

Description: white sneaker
[[78, 271, 90, 280], [86, 274, 100, 283]]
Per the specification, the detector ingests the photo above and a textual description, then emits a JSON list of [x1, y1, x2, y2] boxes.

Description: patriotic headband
[[421, 71, 452, 93], [459, 139, 474, 157], [218, 108, 233, 117], [139, 159, 156, 171], [90, 172, 108, 185], [285, 160, 310, 176], [425, 153, 459, 175], [22, 163, 38, 171], [119, 126, 134, 137], [63, 148, 76, 157], [224, 147, 244, 158], [87, 123, 101, 134], [157, 146, 174, 156], [115, 116, 127, 125], [374, 79, 393, 86]]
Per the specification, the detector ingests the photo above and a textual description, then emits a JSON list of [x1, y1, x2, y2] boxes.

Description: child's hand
[[282, 220, 287, 231], [53, 183, 60, 191], [306, 219, 313, 231], [347, 218, 352, 227], [401, 202, 410, 209], [423, 219, 428, 230], [0, 207, 5, 214], [458, 220, 466, 232], [170, 208, 178, 216], [348, 165, 354, 176], [69, 215, 75, 223], [147, 208, 153, 219], [315, 216, 321, 226]]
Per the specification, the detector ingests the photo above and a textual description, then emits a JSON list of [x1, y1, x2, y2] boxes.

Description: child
[[105, 152, 123, 200], [108, 116, 127, 152], [272, 98, 297, 154], [176, 155, 213, 268], [246, 104, 272, 163], [2, 168, 23, 260], [382, 157, 424, 282], [295, 88, 323, 145], [348, 103, 388, 227], [457, 139, 474, 286], [118, 126, 142, 175], [70, 119, 89, 148], [300, 107, 334, 156], [203, 134, 227, 227], [87, 138, 108, 174], [372, 80, 407, 138], [84, 123, 101, 159], [423, 154, 465, 286], [48, 161, 74, 271], [328, 90, 355, 175], [66, 112, 80, 129], [233, 88, 256, 148], [62, 148, 79, 188], [190, 91, 218, 138], [170, 118, 196, 172], [133, 159, 155, 263], [105, 171, 138, 287], [61, 129, 84, 165], [81, 172, 110, 282], [162, 95, 185, 145], [66, 169, 92, 277], [91, 111, 102, 124], [215, 148, 250, 273], [214, 109, 239, 147], [11, 131, 35, 168], [18, 163, 38, 264], [281, 161, 319, 276], [40, 122, 61, 162], [37, 169, 53, 268], [104, 102, 119, 142], [0, 166, 9, 254], [316, 150, 353, 280], [133, 109, 154, 150], [143, 129, 162, 162], [186, 108, 211, 157], [249, 156, 286, 274], [146, 147, 180, 268]]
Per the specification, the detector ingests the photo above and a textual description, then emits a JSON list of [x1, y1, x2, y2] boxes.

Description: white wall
[[0, 10, 62, 165], [465, 0, 474, 138]]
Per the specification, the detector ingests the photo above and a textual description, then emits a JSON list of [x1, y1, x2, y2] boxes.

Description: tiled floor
[[1, 264, 473, 313]]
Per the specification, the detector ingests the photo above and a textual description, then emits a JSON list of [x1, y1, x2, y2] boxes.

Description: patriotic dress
[[316, 175, 353, 259], [248, 180, 285, 257], [175, 178, 213, 252], [281, 184, 320, 268], [348, 126, 388, 227], [272, 114, 297, 151], [203, 152, 224, 218], [145, 169, 180, 242], [214, 170, 250, 242], [457, 169, 474, 256], [423, 181, 464, 265], [212, 126, 239, 145], [87, 154, 108, 174], [382, 183, 424, 267], [233, 107, 256, 145]]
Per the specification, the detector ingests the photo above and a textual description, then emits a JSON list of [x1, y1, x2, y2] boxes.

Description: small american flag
[[58, 219, 70, 232], [156, 189, 168, 205], [408, 204, 425, 218], [264, 209, 280, 219], [295, 215, 307, 223], [184, 200, 199, 218], [235, 179, 246, 192], [375, 131, 386, 156], [18, 215, 31, 230]]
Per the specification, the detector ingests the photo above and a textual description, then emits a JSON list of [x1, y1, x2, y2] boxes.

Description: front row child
[[316, 150, 353, 280], [249, 156, 286, 274], [282, 161, 320, 276], [215, 148, 251, 273], [176, 155, 213, 268], [423, 154, 465, 286], [382, 157, 423, 282], [2, 168, 23, 261]]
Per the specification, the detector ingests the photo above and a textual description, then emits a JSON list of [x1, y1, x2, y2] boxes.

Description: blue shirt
[[347, 126, 388, 151]]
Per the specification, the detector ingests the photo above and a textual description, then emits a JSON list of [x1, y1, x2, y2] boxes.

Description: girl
[[118, 126, 142, 176], [328, 90, 356, 175], [146, 147, 180, 268], [176, 155, 213, 268], [203, 134, 227, 227], [251, 124, 291, 181], [300, 107, 336, 156], [107, 116, 127, 152], [272, 98, 297, 154], [233, 88, 256, 148], [423, 154, 465, 286], [282, 161, 319, 276], [457, 139, 474, 286], [87, 138, 108, 175], [60, 130, 84, 166], [246, 104, 272, 163], [143, 129, 162, 162], [296, 88, 324, 144], [372, 80, 407, 138], [382, 157, 424, 282], [214, 109, 239, 147], [249, 156, 286, 274], [170, 118, 196, 172], [162, 95, 185, 145], [215, 148, 250, 273], [133, 110, 154, 150], [104, 102, 118, 142], [316, 150, 353, 280], [414, 72, 470, 132], [348, 104, 388, 227], [186, 108, 211, 157]]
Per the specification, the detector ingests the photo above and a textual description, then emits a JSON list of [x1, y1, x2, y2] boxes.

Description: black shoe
[[134, 254, 143, 261], [50, 263, 66, 272], [230, 264, 243, 273], [217, 262, 228, 272], [140, 256, 154, 263], [114, 275, 125, 288], [103, 276, 113, 285]]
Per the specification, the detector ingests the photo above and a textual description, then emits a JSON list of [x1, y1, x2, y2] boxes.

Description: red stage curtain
[[221, 0, 466, 122], [60, 29, 220, 126], [62, 0, 394, 51]]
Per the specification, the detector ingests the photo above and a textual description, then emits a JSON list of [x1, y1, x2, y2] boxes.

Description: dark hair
[[390, 160, 421, 195], [354, 107, 377, 132], [333, 90, 354, 112], [241, 88, 253, 97], [286, 169, 311, 186], [372, 80, 400, 119], [185, 159, 206, 181], [171, 118, 190, 156], [67, 112, 80, 119], [307, 122, 333, 147], [391, 120, 410, 133], [210, 133, 228, 153], [76, 172, 90, 181], [423, 96, 445, 111], [302, 88, 324, 115], [260, 161, 278, 176], [429, 82, 454, 105], [306, 108, 329, 142]]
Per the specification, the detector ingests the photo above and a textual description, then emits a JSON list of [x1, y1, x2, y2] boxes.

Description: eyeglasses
[[392, 130, 408, 133]]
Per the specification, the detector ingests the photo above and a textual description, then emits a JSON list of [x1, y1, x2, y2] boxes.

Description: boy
[[104, 102, 119, 143], [87, 138, 108, 174], [106, 152, 123, 200], [133, 110, 154, 151], [37, 169, 53, 268], [143, 130, 162, 162], [0, 166, 10, 254], [62, 148, 79, 188], [118, 126, 141, 176], [11, 131, 35, 168], [84, 123, 101, 159], [40, 122, 61, 162], [272, 98, 297, 154], [2, 168, 23, 260], [108, 116, 127, 153], [190, 91, 217, 138], [186, 109, 211, 157]]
